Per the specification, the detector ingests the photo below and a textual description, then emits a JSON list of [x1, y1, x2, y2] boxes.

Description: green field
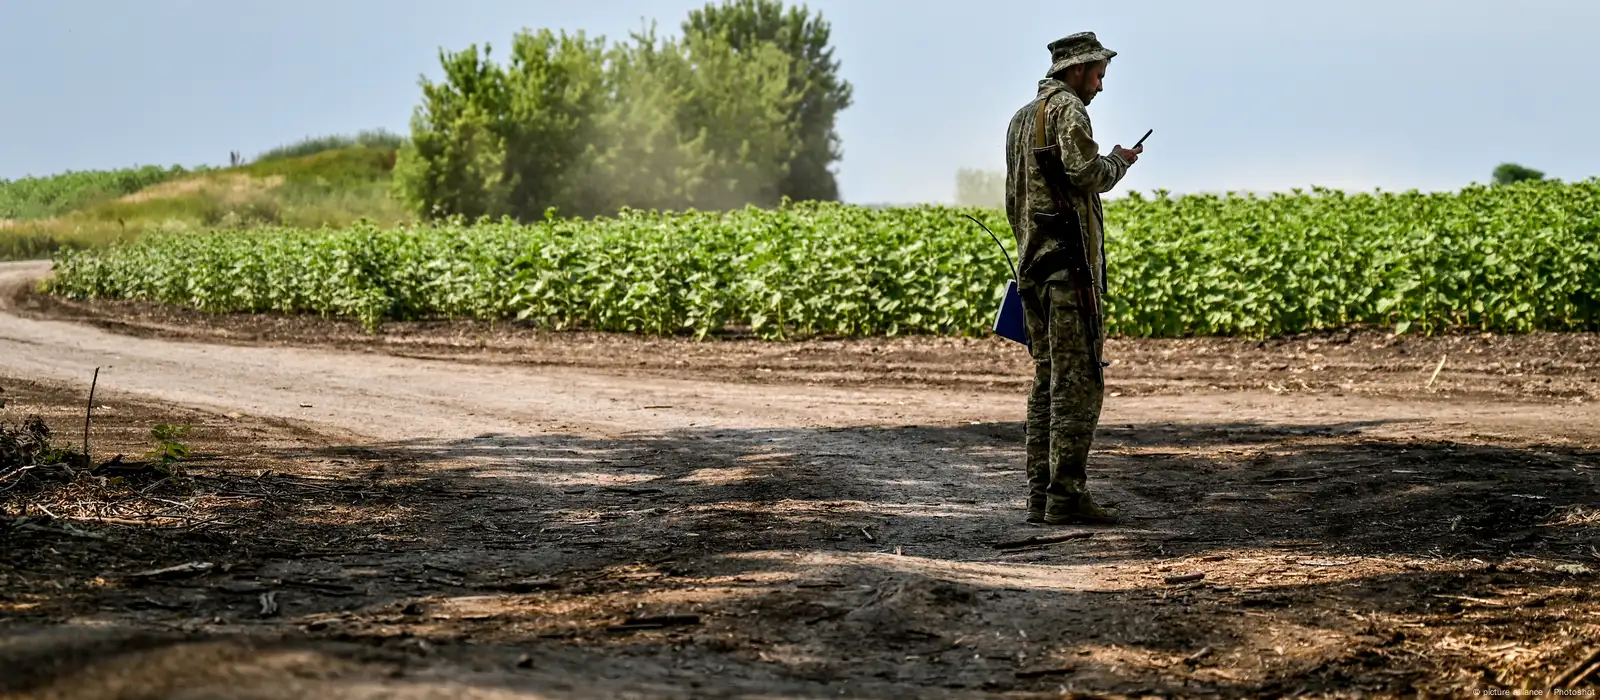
[[45, 178, 1600, 339]]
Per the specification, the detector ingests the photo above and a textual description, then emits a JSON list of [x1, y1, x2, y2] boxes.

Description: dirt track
[[2, 260, 1598, 699]]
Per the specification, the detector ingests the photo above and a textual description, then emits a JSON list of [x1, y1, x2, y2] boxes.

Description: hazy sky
[[3, 0, 1596, 203]]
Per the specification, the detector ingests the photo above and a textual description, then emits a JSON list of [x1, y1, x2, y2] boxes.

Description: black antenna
[[963, 214, 1018, 282]]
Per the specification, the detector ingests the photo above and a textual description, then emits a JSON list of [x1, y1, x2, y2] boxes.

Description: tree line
[[394, 0, 852, 221]]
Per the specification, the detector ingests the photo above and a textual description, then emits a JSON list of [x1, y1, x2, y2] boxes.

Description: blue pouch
[[993, 279, 1029, 347], [963, 214, 1030, 348]]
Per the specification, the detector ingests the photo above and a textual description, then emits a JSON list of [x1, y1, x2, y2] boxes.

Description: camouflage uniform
[[1003, 32, 1130, 524]]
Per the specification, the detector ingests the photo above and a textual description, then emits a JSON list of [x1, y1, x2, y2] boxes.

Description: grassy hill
[[0, 131, 410, 261]]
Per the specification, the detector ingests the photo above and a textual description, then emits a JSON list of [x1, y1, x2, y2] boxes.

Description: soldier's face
[[1073, 62, 1107, 105]]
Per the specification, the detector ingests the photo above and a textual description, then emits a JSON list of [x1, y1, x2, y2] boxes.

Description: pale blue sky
[[3, 0, 1596, 203]]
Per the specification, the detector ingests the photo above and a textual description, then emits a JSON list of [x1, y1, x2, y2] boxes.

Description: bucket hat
[[1047, 32, 1116, 77]]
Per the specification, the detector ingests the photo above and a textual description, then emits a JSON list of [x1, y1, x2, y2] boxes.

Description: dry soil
[[1, 260, 1597, 699]]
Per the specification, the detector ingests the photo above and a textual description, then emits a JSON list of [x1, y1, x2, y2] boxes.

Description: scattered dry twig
[[1432, 594, 1504, 607], [994, 532, 1093, 550], [1551, 647, 1600, 689], [125, 561, 215, 582], [1427, 355, 1448, 389], [0, 465, 41, 492], [1014, 666, 1075, 679], [606, 614, 700, 633], [82, 367, 100, 467]]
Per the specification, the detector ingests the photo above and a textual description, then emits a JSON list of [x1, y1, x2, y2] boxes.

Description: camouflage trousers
[[1019, 281, 1105, 518]]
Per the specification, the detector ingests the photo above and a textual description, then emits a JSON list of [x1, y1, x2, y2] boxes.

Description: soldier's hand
[[1113, 144, 1143, 164]]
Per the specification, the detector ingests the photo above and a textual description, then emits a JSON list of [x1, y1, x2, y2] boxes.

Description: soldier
[[1004, 31, 1142, 525]]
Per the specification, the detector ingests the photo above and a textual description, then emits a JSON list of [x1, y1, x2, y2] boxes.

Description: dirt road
[[2, 260, 1598, 698]]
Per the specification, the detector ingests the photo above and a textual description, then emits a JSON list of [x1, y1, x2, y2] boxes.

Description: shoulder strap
[[1033, 88, 1064, 149], [1035, 96, 1048, 148]]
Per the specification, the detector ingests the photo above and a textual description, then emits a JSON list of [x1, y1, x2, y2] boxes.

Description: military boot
[[1026, 494, 1048, 524], [1043, 491, 1120, 525]]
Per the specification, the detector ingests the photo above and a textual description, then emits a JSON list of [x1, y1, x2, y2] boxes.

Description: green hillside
[[0, 133, 409, 261]]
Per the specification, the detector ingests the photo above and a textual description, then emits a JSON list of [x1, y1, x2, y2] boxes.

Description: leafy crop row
[[46, 179, 1600, 338]]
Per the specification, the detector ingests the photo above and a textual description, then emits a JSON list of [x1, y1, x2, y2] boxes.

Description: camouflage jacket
[[1004, 78, 1130, 294]]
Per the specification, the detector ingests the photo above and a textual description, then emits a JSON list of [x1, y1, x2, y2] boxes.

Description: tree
[[498, 29, 609, 221], [393, 43, 512, 220], [683, 0, 853, 203], [1492, 163, 1545, 186], [672, 28, 801, 209], [398, 9, 820, 220], [396, 30, 611, 221], [954, 169, 1005, 207], [562, 25, 716, 215], [561, 23, 799, 214]]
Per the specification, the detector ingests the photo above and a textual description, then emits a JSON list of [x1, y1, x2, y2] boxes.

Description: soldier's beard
[[1063, 73, 1097, 105]]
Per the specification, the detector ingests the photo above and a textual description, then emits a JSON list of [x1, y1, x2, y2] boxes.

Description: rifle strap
[[1031, 88, 1073, 206], [1033, 91, 1056, 149], [1034, 88, 1110, 298]]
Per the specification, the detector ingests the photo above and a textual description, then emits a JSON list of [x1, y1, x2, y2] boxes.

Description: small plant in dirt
[[144, 423, 192, 474]]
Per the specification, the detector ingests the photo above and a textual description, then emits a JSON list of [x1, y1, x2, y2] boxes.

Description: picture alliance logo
[[1477, 691, 1598, 697]]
